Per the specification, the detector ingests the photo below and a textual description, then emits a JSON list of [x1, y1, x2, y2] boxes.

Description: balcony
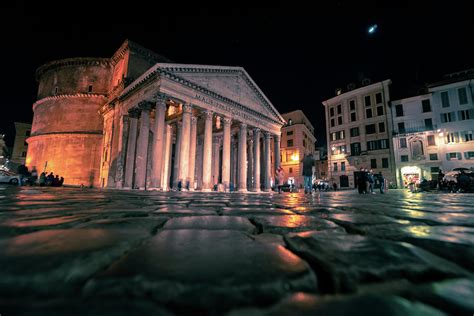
[[393, 120, 437, 135]]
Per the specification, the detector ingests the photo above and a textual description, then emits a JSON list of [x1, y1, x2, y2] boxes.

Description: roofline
[[391, 93, 431, 105], [281, 110, 315, 130], [322, 79, 392, 106]]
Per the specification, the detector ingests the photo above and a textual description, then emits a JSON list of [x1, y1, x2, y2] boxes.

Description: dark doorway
[[340, 175, 349, 187]]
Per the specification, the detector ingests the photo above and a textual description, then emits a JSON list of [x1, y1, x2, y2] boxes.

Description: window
[[338, 116, 343, 125], [287, 139, 294, 147], [366, 108, 373, 118], [446, 132, 459, 144], [382, 158, 388, 168], [376, 93, 382, 104], [54, 87, 59, 95], [333, 162, 338, 171], [330, 108, 335, 117], [465, 151, 474, 159], [400, 138, 407, 148], [350, 127, 359, 137], [21, 151, 27, 157], [431, 167, 440, 173], [288, 119, 293, 125], [427, 135, 436, 146], [350, 142, 361, 156], [429, 153, 438, 160], [464, 131, 473, 142], [441, 91, 450, 107], [365, 124, 376, 134], [458, 88, 468, 105], [25, 130, 31, 136], [332, 145, 346, 155], [446, 152, 461, 160], [424, 118, 433, 129], [350, 112, 356, 122], [422, 99, 431, 112], [364, 95, 371, 106], [303, 139, 306, 147], [458, 110, 472, 121], [289, 167, 293, 173], [378, 122, 385, 133], [286, 130, 293, 136], [441, 112, 454, 123], [401, 155, 409, 162], [367, 139, 389, 151], [330, 119, 335, 127], [371, 159, 377, 168], [337, 104, 342, 114], [349, 100, 356, 111], [88, 85, 93, 93], [341, 162, 346, 171], [377, 106, 384, 116], [395, 104, 404, 117], [398, 122, 405, 133]]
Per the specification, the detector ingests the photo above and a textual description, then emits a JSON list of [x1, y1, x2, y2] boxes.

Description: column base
[[201, 188, 212, 192], [238, 188, 248, 193], [252, 188, 261, 193]]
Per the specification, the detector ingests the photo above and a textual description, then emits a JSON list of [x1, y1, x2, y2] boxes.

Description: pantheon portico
[[27, 40, 285, 191]]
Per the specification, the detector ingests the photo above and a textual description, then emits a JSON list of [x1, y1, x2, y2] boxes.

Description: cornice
[[36, 58, 111, 80], [28, 131, 103, 139], [33, 93, 108, 111]]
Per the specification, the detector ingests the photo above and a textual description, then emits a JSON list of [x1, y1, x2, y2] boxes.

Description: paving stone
[[154, 206, 218, 216], [76, 217, 168, 234], [221, 207, 295, 216], [162, 215, 256, 232], [0, 228, 150, 296], [84, 229, 318, 312], [251, 215, 343, 234], [379, 209, 474, 227], [227, 293, 445, 316], [284, 231, 470, 293]]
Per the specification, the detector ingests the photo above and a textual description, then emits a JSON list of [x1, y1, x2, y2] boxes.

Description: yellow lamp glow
[[291, 153, 299, 162]]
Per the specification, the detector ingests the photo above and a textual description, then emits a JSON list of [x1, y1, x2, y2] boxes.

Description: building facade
[[323, 79, 396, 188], [279, 110, 317, 187], [11, 122, 32, 165], [27, 40, 285, 190]]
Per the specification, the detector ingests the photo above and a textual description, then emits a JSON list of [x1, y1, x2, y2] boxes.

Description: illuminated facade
[[28, 40, 285, 190], [392, 71, 474, 187], [11, 122, 31, 164], [323, 79, 396, 188], [280, 110, 316, 186]]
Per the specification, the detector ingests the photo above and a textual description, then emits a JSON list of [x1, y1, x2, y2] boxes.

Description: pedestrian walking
[[275, 166, 285, 193], [378, 171, 385, 194], [300, 153, 315, 194]]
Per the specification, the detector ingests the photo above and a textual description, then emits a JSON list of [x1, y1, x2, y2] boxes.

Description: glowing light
[[368, 24, 378, 34], [291, 153, 299, 162]]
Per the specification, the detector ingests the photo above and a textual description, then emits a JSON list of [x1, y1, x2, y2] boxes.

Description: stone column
[[264, 132, 272, 191], [212, 136, 220, 186], [221, 117, 231, 191], [115, 114, 129, 188], [150, 94, 167, 189], [172, 121, 182, 189], [178, 104, 192, 190], [161, 124, 172, 191], [238, 123, 248, 192], [201, 110, 213, 191], [253, 128, 261, 192], [135, 101, 152, 190], [124, 108, 140, 188], [247, 130, 254, 189], [274, 134, 281, 185], [188, 116, 198, 190]]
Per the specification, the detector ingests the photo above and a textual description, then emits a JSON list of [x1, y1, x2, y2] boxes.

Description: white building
[[323, 79, 396, 188], [391, 94, 441, 187], [428, 71, 474, 172]]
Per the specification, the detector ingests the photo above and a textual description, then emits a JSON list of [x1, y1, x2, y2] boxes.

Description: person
[[17, 164, 29, 186], [438, 169, 445, 190], [30, 166, 38, 186], [52, 175, 60, 187], [39, 172, 46, 186], [378, 171, 385, 194], [457, 170, 470, 193], [357, 168, 367, 194], [332, 182, 337, 191], [46, 172, 54, 186], [368, 170, 375, 194], [301, 153, 315, 194], [58, 176, 64, 187], [275, 166, 285, 193]]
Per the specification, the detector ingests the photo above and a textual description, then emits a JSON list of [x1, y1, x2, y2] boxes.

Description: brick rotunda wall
[[27, 58, 112, 187]]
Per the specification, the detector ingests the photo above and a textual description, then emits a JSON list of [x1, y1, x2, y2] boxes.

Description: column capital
[[239, 122, 248, 129], [253, 127, 261, 134], [203, 110, 213, 120], [191, 116, 198, 125], [182, 103, 193, 114], [263, 131, 272, 139], [153, 92, 168, 105], [223, 117, 232, 126], [138, 100, 153, 112], [128, 107, 141, 118]]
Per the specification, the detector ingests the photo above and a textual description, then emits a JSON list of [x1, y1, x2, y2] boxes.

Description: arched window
[[410, 138, 424, 160]]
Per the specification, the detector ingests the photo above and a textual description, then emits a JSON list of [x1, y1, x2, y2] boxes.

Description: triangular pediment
[[156, 63, 284, 124]]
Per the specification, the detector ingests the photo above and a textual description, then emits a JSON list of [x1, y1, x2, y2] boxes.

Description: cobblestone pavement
[[0, 185, 473, 315]]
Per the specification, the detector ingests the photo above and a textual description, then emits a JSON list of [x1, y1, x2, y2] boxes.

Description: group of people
[[357, 168, 385, 194], [17, 165, 64, 187]]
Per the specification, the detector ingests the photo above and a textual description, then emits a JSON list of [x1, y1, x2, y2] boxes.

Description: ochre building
[[27, 40, 285, 190]]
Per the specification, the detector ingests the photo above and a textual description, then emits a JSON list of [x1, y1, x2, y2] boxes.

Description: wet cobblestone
[[0, 186, 473, 315]]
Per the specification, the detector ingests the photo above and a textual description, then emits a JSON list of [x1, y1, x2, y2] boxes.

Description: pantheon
[[27, 40, 285, 191]]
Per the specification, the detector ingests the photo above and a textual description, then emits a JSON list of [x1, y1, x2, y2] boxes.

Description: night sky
[[1, 0, 472, 149]]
